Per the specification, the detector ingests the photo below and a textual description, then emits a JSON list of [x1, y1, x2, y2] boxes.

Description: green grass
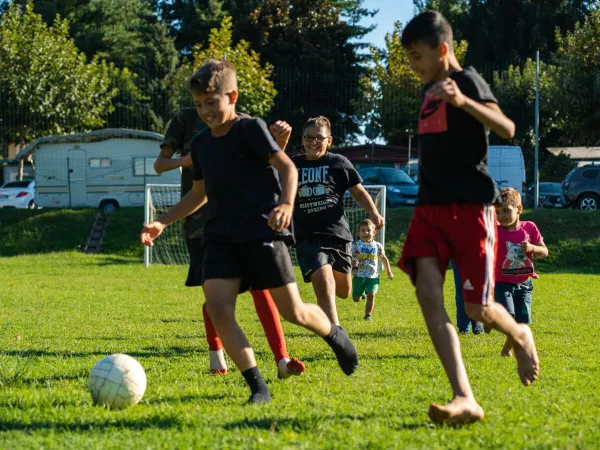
[[1, 250, 600, 448]]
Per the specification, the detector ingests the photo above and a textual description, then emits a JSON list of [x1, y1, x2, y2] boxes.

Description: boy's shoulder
[[521, 220, 542, 232], [451, 66, 497, 104]]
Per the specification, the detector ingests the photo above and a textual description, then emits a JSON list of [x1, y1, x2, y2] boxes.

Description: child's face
[[192, 90, 237, 129], [405, 41, 447, 84], [495, 202, 522, 229], [358, 225, 376, 242], [303, 126, 332, 160]]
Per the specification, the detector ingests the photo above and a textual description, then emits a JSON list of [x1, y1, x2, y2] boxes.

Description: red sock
[[251, 289, 289, 362], [202, 303, 222, 351]]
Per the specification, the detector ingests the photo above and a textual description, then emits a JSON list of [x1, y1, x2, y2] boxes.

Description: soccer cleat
[[364, 314, 372, 321], [277, 357, 306, 379], [209, 368, 228, 375], [326, 325, 359, 375]]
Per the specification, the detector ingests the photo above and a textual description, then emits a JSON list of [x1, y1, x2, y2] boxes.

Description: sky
[[359, 0, 415, 50]]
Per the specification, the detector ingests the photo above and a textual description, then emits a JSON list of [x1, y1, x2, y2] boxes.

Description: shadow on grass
[[0, 415, 183, 432], [298, 353, 426, 364], [1, 345, 205, 359]]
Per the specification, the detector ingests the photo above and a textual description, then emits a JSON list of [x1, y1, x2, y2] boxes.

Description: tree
[[358, 21, 468, 145], [540, 152, 578, 182], [234, 0, 376, 148], [184, 16, 277, 118], [0, 2, 122, 148]]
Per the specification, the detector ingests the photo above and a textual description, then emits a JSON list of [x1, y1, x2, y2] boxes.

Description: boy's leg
[[415, 257, 484, 424], [333, 270, 352, 299], [451, 260, 471, 333], [494, 283, 516, 356], [352, 276, 366, 302], [332, 242, 353, 299], [310, 265, 340, 325], [250, 289, 306, 378], [203, 278, 271, 404], [364, 293, 375, 318]]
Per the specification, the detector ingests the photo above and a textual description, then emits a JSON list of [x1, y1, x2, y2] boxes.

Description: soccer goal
[[144, 183, 386, 267]]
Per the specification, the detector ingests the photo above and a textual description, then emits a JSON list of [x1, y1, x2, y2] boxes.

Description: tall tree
[[0, 2, 122, 149], [235, 0, 376, 149]]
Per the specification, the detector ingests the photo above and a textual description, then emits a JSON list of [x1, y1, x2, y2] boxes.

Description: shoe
[[364, 314, 372, 321], [277, 357, 306, 379], [361, 295, 366, 300], [209, 369, 227, 375]]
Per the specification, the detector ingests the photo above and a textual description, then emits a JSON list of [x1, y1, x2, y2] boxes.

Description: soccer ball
[[88, 354, 147, 410]]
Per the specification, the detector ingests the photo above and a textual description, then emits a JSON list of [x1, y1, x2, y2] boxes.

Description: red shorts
[[398, 204, 497, 305]]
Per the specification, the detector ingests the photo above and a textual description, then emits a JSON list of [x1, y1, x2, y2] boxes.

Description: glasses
[[303, 135, 329, 144]]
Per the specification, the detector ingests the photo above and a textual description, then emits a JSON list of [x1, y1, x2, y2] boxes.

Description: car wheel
[[578, 194, 599, 211], [101, 200, 119, 214]]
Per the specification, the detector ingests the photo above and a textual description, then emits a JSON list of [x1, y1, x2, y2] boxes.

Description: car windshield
[[541, 184, 562, 194], [2, 181, 31, 188], [380, 169, 415, 185]]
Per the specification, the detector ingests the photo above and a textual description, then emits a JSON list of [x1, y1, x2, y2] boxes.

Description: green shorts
[[352, 276, 380, 297]]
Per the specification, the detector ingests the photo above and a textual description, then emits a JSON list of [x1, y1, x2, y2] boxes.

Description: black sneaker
[[325, 325, 359, 375], [364, 314, 372, 321]]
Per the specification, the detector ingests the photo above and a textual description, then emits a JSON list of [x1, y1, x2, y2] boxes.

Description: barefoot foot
[[428, 397, 484, 425], [512, 324, 540, 386]]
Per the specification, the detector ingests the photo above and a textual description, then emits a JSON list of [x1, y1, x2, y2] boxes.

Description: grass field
[[1, 208, 599, 448]]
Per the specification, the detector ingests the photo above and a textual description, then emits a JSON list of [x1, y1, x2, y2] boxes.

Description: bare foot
[[428, 397, 485, 425], [501, 337, 514, 357], [512, 324, 540, 386], [500, 348, 513, 357], [484, 323, 493, 334]]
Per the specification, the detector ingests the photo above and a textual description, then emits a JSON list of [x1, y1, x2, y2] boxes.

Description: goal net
[[144, 184, 386, 267]]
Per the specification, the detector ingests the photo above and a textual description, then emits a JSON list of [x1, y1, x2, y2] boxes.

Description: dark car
[[526, 182, 565, 208], [562, 164, 600, 210], [358, 167, 419, 207]]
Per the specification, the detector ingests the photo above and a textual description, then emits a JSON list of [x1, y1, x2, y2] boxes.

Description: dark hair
[[302, 116, 331, 135], [359, 219, 376, 230], [401, 10, 454, 52], [187, 59, 237, 94]]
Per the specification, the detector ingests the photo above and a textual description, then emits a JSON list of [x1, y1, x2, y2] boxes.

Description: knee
[[464, 303, 487, 322], [205, 300, 234, 322], [415, 281, 442, 304], [280, 306, 308, 327], [336, 285, 351, 299]]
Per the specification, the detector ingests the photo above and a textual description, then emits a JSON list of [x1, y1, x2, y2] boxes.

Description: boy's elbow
[[503, 121, 516, 139], [153, 161, 164, 174]]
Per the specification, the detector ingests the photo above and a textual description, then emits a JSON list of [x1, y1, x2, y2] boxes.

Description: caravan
[[487, 145, 526, 196], [16, 129, 180, 213]]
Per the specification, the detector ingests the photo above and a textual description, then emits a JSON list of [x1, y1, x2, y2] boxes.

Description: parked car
[[526, 182, 565, 208], [0, 180, 36, 209], [358, 167, 419, 207], [562, 164, 600, 210]]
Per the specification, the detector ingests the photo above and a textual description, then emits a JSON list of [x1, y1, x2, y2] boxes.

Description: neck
[[433, 54, 463, 81], [503, 219, 520, 231], [211, 112, 238, 137]]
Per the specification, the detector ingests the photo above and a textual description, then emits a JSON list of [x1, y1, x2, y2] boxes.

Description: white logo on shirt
[[463, 279, 474, 291]]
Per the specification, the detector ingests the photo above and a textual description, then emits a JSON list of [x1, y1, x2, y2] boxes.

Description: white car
[[0, 180, 36, 209]]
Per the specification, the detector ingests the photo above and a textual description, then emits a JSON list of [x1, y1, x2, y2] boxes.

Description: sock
[[251, 289, 289, 363], [242, 366, 271, 404], [202, 303, 223, 351], [323, 323, 359, 376], [209, 349, 227, 372]]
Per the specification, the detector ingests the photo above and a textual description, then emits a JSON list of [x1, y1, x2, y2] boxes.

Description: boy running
[[154, 107, 305, 378], [398, 11, 539, 424], [292, 116, 385, 325], [141, 60, 358, 404], [351, 219, 394, 320], [495, 187, 548, 356]]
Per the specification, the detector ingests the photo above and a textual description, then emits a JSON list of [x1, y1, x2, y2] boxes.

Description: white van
[[487, 145, 526, 196]]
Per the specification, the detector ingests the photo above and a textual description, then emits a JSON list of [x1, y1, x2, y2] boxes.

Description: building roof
[[16, 129, 164, 160], [547, 147, 600, 160]]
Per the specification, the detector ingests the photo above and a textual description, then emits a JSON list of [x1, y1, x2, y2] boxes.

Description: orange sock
[[202, 303, 223, 351], [251, 289, 289, 362]]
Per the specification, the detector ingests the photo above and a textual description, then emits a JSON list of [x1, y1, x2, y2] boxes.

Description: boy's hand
[[427, 78, 466, 108], [181, 153, 193, 168], [141, 221, 166, 246], [268, 202, 293, 232], [270, 121, 292, 150], [369, 211, 385, 229], [352, 259, 359, 268], [520, 242, 534, 254], [387, 270, 394, 280]]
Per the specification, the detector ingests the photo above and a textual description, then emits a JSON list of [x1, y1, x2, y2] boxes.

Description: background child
[[351, 219, 393, 320], [495, 187, 548, 356]]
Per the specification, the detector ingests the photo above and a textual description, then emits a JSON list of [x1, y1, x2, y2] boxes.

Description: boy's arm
[[267, 151, 297, 232], [140, 180, 207, 246], [154, 146, 192, 174], [427, 78, 515, 139], [521, 241, 549, 258], [380, 253, 394, 279], [269, 121, 293, 152], [348, 184, 385, 229]]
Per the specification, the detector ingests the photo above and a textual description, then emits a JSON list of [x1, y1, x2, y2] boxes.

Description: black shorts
[[296, 238, 352, 283], [202, 239, 296, 292], [185, 237, 205, 287]]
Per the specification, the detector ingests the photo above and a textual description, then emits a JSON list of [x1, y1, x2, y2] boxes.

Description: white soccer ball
[[88, 354, 147, 410]]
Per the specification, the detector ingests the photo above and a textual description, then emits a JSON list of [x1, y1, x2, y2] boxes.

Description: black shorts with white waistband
[[295, 238, 352, 283]]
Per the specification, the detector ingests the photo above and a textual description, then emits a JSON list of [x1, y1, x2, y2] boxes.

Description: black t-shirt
[[417, 67, 500, 205], [161, 108, 208, 239], [292, 152, 362, 243], [191, 116, 294, 244]]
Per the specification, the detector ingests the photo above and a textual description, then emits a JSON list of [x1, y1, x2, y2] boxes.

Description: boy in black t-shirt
[[155, 108, 306, 379], [141, 59, 358, 404], [397, 11, 539, 424], [292, 116, 384, 325]]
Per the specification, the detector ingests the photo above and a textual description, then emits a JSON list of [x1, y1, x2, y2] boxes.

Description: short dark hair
[[401, 10, 454, 52], [302, 116, 331, 135], [187, 59, 237, 94], [359, 219, 376, 230]]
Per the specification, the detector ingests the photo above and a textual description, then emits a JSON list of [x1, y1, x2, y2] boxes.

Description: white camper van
[[16, 129, 180, 213], [487, 145, 526, 196]]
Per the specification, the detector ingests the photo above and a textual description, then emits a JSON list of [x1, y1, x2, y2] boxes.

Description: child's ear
[[517, 204, 523, 214], [228, 90, 239, 104]]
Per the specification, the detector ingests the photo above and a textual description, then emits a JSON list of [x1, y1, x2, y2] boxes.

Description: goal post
[[144, 183, 387, 267]]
